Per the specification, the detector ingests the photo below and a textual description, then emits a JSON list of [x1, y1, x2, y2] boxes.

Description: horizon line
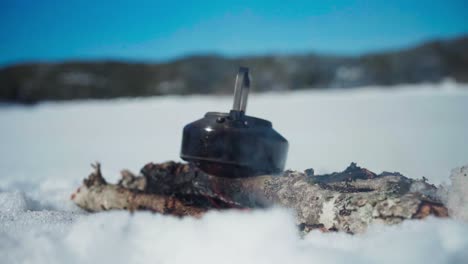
[[2, 33, 467, 69]]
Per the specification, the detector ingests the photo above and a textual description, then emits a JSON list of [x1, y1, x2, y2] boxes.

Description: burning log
[[71, 161, 448, 234]]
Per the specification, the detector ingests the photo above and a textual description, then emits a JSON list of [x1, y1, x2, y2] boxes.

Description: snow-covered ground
[[1, 81, 468, 263]]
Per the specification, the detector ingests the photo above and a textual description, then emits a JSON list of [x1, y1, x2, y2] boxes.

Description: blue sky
[[1, 0, 467, 65]]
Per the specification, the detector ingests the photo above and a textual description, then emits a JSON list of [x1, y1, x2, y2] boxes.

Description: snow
[[445, 165, 468, 221], [1, 208, 468, 264], [0, 81, 468, 263]]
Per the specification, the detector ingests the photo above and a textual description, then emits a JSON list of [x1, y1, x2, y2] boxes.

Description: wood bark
[[71, 162, 448, 233]]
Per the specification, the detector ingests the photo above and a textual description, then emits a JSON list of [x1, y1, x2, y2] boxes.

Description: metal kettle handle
[[232, 67, 251, 113]]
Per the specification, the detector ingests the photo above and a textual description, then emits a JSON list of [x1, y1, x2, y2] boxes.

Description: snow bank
[[1, 83, 468, 263], [0, 191, 35, 213], [444, 166, 468, 221], [0, 191, 80, 237], [1, 208, 467, 264]]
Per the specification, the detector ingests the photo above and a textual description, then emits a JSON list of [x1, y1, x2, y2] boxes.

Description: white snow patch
[[445, 166, 468, 221], [1, 208, 468, 264], [1, 83, 468, 263], [0, 191, 31, 212]]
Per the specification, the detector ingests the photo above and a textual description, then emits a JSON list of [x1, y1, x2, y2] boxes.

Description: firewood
[[71, 162, 448, 233]]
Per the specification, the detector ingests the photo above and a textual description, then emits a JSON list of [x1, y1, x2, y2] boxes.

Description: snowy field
[[1, 81, 468, 263]]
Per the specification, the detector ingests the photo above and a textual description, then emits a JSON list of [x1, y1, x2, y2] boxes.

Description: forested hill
[[1, 36, 467, 104]]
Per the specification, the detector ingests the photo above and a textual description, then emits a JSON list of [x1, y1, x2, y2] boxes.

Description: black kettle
[[180, 67, 288, 177]]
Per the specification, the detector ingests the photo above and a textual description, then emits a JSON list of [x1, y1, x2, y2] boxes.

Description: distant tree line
[[1, 36, 467, 104]]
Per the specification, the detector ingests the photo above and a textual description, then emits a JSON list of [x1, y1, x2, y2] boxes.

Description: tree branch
[[71, 162, 448, 233]]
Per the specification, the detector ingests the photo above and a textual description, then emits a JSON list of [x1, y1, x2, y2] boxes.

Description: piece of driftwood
[[71, 162, 448, 233]]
